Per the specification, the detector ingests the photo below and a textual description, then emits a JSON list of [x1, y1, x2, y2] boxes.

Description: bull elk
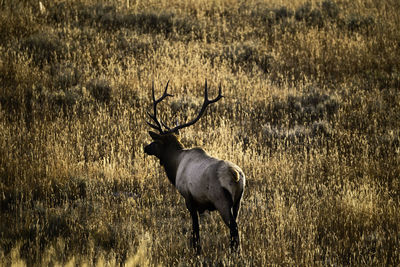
[[144, 80, 245, 253]]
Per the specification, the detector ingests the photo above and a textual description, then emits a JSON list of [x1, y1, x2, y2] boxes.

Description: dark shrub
[[48, 2, 80, 24], [321, 0, 339, 19], [269, 89, 340, 125], [295, 2, 324, 27], [274, 7, 294, 22], [295, 2, 312, 21], [311, 120, 332, 137], [216, 43, 272, 73], [53, 64, 81, 89], [122, 12, 174, 34], [88, 79, 112, 103], [21, 31, 65, 66], [47, 86, 81, 111], [347, 15, 375, 33]]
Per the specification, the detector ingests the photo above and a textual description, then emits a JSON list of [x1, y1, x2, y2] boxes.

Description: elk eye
[[155, 140, 163, 146]]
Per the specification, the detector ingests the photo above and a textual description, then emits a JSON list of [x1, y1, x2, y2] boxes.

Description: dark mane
[[161, 133, 184, 150]]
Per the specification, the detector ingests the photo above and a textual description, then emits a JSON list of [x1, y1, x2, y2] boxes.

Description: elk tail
[[229, 166, 241, 182]]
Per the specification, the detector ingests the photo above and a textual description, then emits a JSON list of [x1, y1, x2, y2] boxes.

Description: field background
[[1, 0, 399, 265]]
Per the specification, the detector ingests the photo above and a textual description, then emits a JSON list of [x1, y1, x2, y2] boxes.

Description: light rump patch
[[229, 165, 241, 182]]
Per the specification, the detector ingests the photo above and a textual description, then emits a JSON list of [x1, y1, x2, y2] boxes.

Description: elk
[[144, 80, 245, 253]]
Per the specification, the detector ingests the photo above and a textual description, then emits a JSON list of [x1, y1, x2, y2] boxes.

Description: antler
[[164, 80, 223, 134], [146, 80, 173, 133], [147, 80, 223, 134]]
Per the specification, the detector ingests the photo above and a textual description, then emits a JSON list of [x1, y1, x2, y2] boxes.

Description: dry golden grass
[[1, 0, 399, 265]]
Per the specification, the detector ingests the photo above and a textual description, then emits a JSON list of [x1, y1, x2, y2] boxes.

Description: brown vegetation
[[0, 0, 399, 265]]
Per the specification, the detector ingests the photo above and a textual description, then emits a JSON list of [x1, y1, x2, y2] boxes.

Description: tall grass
[[1, 0, 399, 265]]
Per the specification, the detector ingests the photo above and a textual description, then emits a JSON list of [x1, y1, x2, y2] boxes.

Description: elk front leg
[[186, 199, 201, 254]]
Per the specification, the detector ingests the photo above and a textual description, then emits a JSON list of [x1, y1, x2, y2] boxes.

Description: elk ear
[[149, 131, 161, 140]]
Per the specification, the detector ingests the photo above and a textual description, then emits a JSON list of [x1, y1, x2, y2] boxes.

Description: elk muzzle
[[144, 142, 156, 156]]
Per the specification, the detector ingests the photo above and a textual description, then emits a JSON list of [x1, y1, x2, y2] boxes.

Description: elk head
[[144, 80, 223, 161]]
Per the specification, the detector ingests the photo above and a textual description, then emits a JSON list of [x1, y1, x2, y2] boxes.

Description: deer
[[144, 80, 245, 253]]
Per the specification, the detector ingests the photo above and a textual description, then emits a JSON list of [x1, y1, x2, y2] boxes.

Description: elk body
[[144, 81, 245, 252]]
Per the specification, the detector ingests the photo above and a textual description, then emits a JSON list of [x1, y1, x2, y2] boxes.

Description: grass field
[[1, 0, 399, 265]]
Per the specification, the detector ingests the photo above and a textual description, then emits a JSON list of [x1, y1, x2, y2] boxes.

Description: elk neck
[[159, 136, 184, 186]]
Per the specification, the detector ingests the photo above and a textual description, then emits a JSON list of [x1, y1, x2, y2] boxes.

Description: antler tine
[[204, 79, 208, 100], [152, 80, 173, 104], [146, 120, 162, 131], [161, 120, 171, 131], [147, 80, 173, 133], [206, 81, 223, 104], [165, 79, 223, 134]]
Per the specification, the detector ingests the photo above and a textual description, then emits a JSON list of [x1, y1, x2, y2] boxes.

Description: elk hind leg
[[218, 189, 240, 251], [232, 190, 243, 220]]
